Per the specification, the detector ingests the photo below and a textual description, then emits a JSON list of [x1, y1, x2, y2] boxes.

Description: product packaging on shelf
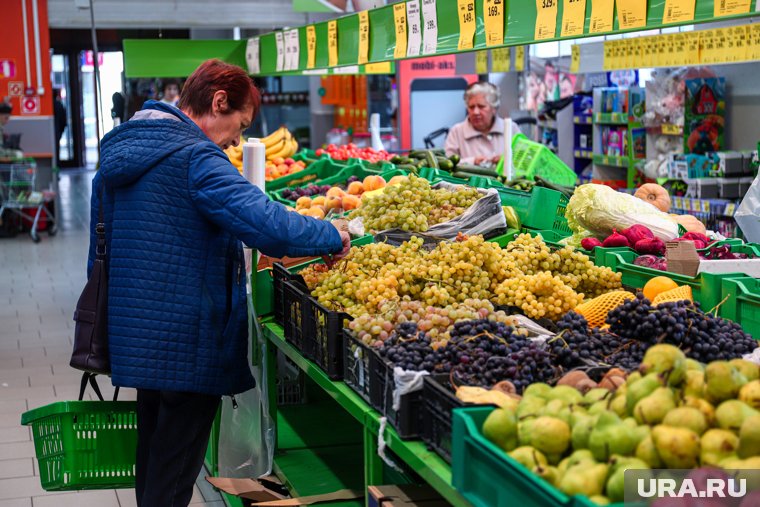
[[666, 240, 760, 278], [367, 485, 448, 507]]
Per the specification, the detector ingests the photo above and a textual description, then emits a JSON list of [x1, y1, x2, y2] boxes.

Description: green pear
[[623, 417, 637, 429], [571, 414, 597, 450], [705, 361, 748, 404], [626, 371, 642, 384], [523, 383, 553, 400], [588, 496, 610, 506], [651, 425, 700, 468], [701, 428, 740, 466], [682, 370, 705, 398], [558, 463, 608, 497], [727, 457, 760, 490], [631, 425, 651, 450], [606, 458, 650, 503], [682, 396, 716, 426], [566, 449, 596, 468], [636, 435, 664, 468], [533, 464, 559, 487], [584, 388, 611, 404], [739, 380, 760, 410], [610, 395, 628, 418], [634, 387, 676, 425], [530, 416, 571, 456], [482, 408, 518, 452], [550, 385, 585, 405], [730, 359, 760, 381], [545, 452, 563, 466], [715, 400, 759, 433], [508, 446, 547, 470], [569, 407, 590, 428], [518, 419, 536, 447], [614, 382, 628, 397], [626, 373, 663, 414], [557, 457, 570, 479], [517, 397, 546, 419], [589, 412, 635, 462], [719, 456, 743, 468], [686, 358, 705, 372], [662, 407, 708, 435], [738, 414, 760, 458], [639, 343, 687, 386], [540, 399, 569, 423], [588, 400, 610, 416]]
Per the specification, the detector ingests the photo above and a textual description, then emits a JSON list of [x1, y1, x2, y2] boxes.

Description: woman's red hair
[[178, 59, 260, 118]]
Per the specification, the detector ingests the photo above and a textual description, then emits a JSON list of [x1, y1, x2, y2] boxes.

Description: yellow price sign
[[358, 11, 370, 64], [561, 0, 587, 37], [484, 0, 505, 46], [671, 33, 686, 66], [617, 0, 648, 30], [457, 0, 476, 50], [475, 50, 488, 73], [570, 44, 580, 73], [714, 28, 728, 64], [492, 47, 510, 72], [328, 20, 338, 67], [393, 3, 408, 59], [686, 31, 700, 64], [589, 0, 614, 33], [731, 25, 749, 62], [365, 62, 392, 74], [751, 24, 760, 61], [515, 46, 525, 71], [603, 41, 614, 69], [700, 30, 714, 64], [715, 0, 751, 17], [662, 124, 682, 135], [535, 0, 559, 41], [306, 26, 317, 69], [663, 0, 696, 24]]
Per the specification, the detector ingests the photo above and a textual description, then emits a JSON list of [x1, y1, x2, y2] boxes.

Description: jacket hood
[[99, 101, 211, 188]]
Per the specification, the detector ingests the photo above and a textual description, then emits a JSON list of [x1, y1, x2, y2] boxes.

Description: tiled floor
[[0, 170, 224, 506]]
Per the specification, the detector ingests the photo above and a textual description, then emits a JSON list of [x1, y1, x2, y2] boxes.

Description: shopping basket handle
[[78, 372, 120, 401]]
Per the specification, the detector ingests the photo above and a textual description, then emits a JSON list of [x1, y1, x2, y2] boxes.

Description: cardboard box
[[666, 241, 760, 278], [367, 485, 449, 507], [714, 151, 744, 177], [207, 477, 362, 506], [685, 177, 720, 199], [718, 177, 742, 199]]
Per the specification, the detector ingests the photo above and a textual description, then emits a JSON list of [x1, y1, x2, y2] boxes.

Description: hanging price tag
[[393, 3, 408, 59], [365, 62, 392, 73], [751, 23, 760, 61], [617, 0, 648, 30], [422, 0, 438, 55], [562, 0, 587, 37], [292, 29, 302, 70], [535, 0, 559, 40], [715, 0, 751, 17], [726, 202, 737, 216], [570, 44, 580, 73], [589, 0, 614, 33], [672, 32, 686, 66], [686, 31, 700, 64], [457, 0, 476, 50], [492, 47, 510, 72], [306, 26, 316, 69], [699, 30, 713, 64], [715, 28, 728, 63], [656, 34, 668, 66], [640, 36, 652, 67], [475, 50, 488, 73], [603, 41, 614, 69], [407, 0, 422, 57], [328, 21, 338, 67], [275, 31, 285, 72], [484, 0, 505, 46], [663, 0, 696, 24], [515, 46, 525, 71], [245, 37, 260, 75], [730, 25, 749, 62], [358, 10, 370, 64], [662, 124, 682, 135]]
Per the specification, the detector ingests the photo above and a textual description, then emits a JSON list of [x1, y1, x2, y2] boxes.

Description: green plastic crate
[[497, 134, 578, 187], [497, 186, 572, 236], [593, 248, 745, 313], [486, 229, 519, 248], [452, 406, 574, 507], [721, 277, 760, 340], [523, 229, 570, 249], [21, 401, 137, 491], [265, 158, 354, 192], [417, 166, 469, 186], [467, 176, 505, 190], [292, 149, 329, 165]]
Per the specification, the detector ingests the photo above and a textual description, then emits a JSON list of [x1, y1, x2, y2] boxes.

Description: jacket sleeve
[[444, 125, 460, 159], [86, 173, 100, 278], [187, 144, 344, 259]]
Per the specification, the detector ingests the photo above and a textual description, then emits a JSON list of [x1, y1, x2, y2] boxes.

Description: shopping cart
[[0, 158, 57, 242]]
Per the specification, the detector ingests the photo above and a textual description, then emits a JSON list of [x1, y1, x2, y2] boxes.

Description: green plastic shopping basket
[[497, 134, 578, 187], [21, 401, 137, 491]]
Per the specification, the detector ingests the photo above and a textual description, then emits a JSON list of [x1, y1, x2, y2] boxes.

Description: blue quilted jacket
[[88, 101, 343, 396]]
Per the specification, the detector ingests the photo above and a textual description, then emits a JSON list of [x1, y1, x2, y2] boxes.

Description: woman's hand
[[322, 229, 351, 266]]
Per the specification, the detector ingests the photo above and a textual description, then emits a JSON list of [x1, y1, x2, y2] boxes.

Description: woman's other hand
[[322, 229, 351, 266]]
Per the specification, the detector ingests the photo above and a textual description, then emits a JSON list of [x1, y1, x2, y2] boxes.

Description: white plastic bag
[[217, 273, 275, 478], [735, 174, 760, 243]]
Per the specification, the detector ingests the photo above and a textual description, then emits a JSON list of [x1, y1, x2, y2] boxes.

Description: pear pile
[[481, 344, 760, 505]]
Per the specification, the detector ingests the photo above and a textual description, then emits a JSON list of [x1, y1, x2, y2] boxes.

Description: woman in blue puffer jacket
[[89, 59, 350, 507]]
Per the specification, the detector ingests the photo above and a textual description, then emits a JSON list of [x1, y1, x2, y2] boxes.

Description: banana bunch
[[263, 126, 298, 162], [225, 141, 244, 171]]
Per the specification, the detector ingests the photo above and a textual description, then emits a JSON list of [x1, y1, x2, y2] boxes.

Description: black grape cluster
[[550, 312, 634, 371], [281, 176, 360, 201], [606, 293, 757, 363]]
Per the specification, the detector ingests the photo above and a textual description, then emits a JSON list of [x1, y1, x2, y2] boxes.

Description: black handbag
[[71, 179, 111, 375]]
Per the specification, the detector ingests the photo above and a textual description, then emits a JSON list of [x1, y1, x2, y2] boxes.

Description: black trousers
[[136, 389, 221, 507]]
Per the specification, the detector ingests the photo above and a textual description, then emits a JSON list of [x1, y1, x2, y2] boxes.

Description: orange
[[643, 276, 679, 302]]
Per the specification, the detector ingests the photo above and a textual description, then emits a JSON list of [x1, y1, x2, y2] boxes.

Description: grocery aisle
[[0, 170, 223, 507]]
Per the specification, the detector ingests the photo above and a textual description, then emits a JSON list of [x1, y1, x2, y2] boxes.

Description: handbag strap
[[78, 372, 120, 401], [96, 176, 106, 260]]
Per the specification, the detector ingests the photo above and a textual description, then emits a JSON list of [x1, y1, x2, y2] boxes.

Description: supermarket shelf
[[261, 321, 471, 507], [593, 112, 628, 125], [573, 115, 593, 125], [592, 153, 631, 168]]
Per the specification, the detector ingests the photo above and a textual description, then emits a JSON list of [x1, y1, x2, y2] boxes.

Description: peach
[[325, 196, 343, 211], [326, 187, 345, 198], [363, 175, 386, 191], [271, 156, 285, 165], [284, 157, 295, 165], [297, 208, 310, 216], [312, 196, 326, 206], [295, 196, 312, 210], [388, 175, 408, 185], [347, 181, 364, 195], [306, 207, 325, 220], [342, 194, 360, 210]]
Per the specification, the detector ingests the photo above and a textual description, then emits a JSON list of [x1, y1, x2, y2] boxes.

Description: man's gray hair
[[464, 82, 500, 110]]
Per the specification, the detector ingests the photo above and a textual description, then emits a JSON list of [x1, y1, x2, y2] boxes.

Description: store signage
[[285, 29, 300, 71], [570, 45, 580, 73], [0, 59, 16, 79], [21, 95, 39, 115], [714, 0, 751, 17], [562, 0, 587, 37], [8, 81, 23, 97], [246, 38, 260, 75], [307, 26, 317, 69], [663, 0, 696, 24], [393, 3, 408, 59], [275, 32, 285, 72], [492, 47, 510, 72], [406, 0, 422, 57], [328, 20, 339, 67], [514, 46, 525, 71], [421, 0, 438, 55], [484, 0, 504, 46], [589, 0, 614, 33], [358, 10, 370, 64], [475, 50, 488, 73], [535, 0, 559, 40], [457, 0, 476, 50], [616, 0, 648, 30]]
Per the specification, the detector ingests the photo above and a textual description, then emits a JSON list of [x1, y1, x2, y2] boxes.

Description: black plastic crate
[[276, 350, 306, 406], [273, 262, 306, 326], [421, 374, 464, 463], [342, 330, 373, 404], [369, 352, 423, 440], [303, 296, 352, 380], [282, 280, 309, 352]]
